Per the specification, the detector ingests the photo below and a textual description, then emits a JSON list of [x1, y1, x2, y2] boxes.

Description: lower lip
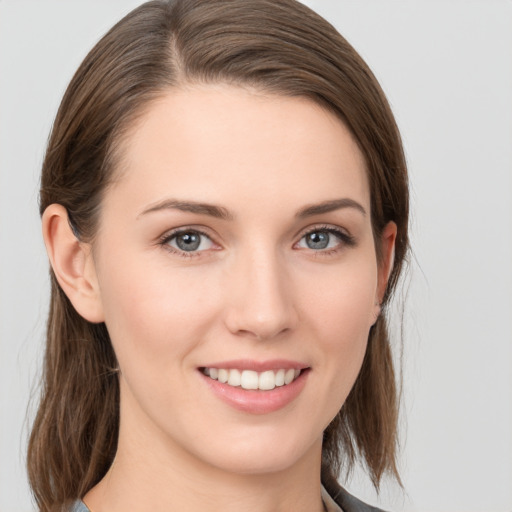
[[200, 369, 310, 414]]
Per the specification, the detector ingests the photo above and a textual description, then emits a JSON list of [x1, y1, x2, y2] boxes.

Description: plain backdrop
[[1, 1, 511, 511]]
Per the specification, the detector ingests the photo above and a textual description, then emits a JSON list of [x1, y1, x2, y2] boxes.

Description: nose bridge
[[224, 241, 296, 340]]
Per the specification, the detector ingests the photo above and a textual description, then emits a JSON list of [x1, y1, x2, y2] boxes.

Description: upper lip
[[199, 359, 309, 372]]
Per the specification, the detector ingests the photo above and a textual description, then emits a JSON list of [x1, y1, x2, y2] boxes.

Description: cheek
[[95, 250, 223, 368], [298, 256, 377, 418], [300, 254, 378, 338]]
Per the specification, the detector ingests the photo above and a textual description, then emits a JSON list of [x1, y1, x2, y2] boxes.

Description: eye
[[163, 229, 215, 254], [301, 231, 335, 250], [296, 227, 355, 252]]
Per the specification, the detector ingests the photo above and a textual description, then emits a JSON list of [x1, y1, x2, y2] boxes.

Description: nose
[[223, 247, 298, 341]]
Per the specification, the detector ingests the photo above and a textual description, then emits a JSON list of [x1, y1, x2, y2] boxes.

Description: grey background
[[1, 1, 511, 510]]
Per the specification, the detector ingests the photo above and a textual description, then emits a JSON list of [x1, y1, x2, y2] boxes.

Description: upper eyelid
[[296, 223, 351, 239], [159, 225, 216, 242]]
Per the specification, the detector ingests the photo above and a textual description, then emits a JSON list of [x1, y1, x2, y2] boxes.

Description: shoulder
[[322, 473, 389, 512], [71, 485, 387, 512], [69, 501, 90, 512], [331, 487, 388, 512]]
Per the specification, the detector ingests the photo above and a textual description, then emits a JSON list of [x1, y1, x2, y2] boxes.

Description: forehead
[[108, 85, 369, 217]]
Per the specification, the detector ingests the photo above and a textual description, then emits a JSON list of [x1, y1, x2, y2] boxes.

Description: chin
[[188, 429, 322, 477]]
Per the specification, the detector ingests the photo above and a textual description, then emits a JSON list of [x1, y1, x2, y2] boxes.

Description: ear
[[42, 204, 105, 323], [373, 221, 397, 320]]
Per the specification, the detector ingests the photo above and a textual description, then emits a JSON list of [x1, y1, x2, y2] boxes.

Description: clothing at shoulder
[[322, 471, 390, 512], [69, 501, 90, 512], [70, 487, 387, 512], [330, 486, 388, 512]]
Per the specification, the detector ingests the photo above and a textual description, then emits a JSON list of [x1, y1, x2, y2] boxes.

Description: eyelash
[[297, 225, 356, 256], [158, 227, 215, 259], [157, 225, 356, 258]]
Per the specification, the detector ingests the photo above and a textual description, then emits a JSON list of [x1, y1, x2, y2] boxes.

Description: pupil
[[307, 231, 329, 249], [177, 232, 200, 251]]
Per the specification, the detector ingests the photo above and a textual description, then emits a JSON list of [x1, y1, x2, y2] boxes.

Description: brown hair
[[29, 0, 409, 509]]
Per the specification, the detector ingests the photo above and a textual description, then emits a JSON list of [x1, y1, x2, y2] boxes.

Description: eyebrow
[[296, 198, 367, 218], [138, 197, 366, 221], [138, 199, 234, 221]]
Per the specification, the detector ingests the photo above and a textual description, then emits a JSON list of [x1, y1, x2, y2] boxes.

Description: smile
[[202, 367, 302, 390]]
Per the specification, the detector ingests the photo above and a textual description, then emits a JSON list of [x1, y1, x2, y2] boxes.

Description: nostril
[[234, 325, 290, 341]]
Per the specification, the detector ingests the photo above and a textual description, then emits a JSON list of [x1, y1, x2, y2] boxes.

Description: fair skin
[[43, 85, 396, 512]]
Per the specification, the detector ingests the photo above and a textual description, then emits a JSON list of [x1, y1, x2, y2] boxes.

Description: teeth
[[284, 369, 295, 385], [203, 367, 302, 390], [240, 370, 259, 390], [228, 369, 241, 387], [259, 370, 275, 390]]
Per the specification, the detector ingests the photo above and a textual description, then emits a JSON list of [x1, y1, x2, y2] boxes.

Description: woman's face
[[89, 85, 394, 475]]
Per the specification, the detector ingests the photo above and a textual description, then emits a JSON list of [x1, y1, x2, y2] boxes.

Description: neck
[[85, 439, 324, 512], [84, 395, 325, 512]]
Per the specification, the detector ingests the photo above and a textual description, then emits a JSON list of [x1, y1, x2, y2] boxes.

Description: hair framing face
[[30, 1, 409, 509]]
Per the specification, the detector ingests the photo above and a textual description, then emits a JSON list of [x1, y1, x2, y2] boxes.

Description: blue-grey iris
[[176, 232, 201, 251], [306, 231, 329, 250]]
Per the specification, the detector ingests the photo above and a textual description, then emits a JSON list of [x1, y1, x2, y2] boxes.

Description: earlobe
[[42, 204, 104, 323]]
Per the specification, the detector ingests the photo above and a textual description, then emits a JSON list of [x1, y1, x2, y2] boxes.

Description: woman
[[28, 0, 409, 511]]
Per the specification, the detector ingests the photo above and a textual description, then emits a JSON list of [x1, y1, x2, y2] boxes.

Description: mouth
[[200, 367, 303, 391], [199, 361, 310, 414]]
